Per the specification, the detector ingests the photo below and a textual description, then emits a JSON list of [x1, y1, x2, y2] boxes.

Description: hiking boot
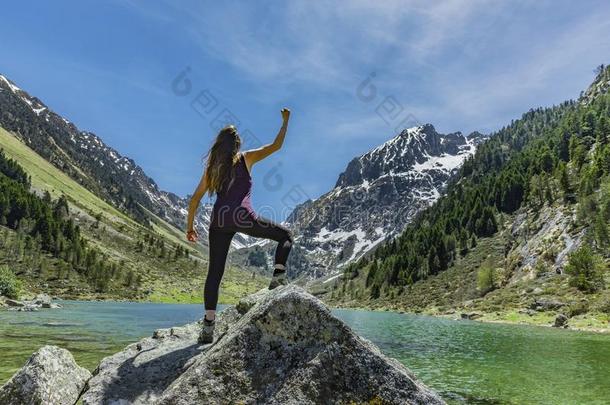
[[268, 269, 287, 290], [198, 318, 215, 344]]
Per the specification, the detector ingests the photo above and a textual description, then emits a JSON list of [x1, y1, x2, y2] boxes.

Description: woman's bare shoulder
[[241, 151, 255, 173]]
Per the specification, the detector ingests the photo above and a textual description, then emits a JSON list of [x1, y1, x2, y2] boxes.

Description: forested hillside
[[0, 149, 126, 291], [327, 65, 610, 328]]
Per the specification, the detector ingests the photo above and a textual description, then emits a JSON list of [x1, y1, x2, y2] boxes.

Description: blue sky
[[1, 1, 610, 220]]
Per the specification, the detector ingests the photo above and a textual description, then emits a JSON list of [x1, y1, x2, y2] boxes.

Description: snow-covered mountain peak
[[335, 123, 477, 190], [283, 124, 486, 279], [367, 125, 423, 155]]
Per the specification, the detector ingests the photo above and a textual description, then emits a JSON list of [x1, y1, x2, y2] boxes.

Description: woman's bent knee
[[282, 229, 293, 246]]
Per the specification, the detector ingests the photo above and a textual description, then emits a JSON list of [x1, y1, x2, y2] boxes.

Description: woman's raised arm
[[243, 108, 290, 169]]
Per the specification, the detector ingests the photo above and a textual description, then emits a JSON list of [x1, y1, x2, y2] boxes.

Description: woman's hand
[[186, 169, 208, 240], [186, 229, 198, 242], [281, 108, 291, 123]]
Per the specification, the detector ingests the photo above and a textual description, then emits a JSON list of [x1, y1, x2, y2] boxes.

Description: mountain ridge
[[0, 74, 253, 248]]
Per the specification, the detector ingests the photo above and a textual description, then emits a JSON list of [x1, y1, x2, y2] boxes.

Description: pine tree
[[594, 213, 609, 247], [558, 162, 572, 202]]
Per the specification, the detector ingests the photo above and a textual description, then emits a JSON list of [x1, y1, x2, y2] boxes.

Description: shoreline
[[2, 285, 260, 306], [328, 300, 610, 334], [5, 292, 609, 334], [2, 293, 205, 307], [435, 312, 610, 334]]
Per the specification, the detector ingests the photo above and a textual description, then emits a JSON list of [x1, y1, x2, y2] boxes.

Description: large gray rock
[[80, 308, 238, 404], [0, 345, 91, 405], [5, 298, 25, 307], [530, 299, 566, 311], [81, 286, 444, 404]]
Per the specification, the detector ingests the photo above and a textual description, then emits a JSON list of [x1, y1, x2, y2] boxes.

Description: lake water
[[1, 301, 609, 404]]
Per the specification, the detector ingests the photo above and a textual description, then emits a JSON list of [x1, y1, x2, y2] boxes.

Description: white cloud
[[424, 12, 610, 132], [122, 0, 610, 137]]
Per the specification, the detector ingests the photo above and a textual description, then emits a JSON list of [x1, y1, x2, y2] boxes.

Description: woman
[[186, 108, 293, 344]]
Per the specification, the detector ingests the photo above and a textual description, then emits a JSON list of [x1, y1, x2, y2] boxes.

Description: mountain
[[281, 124, 485, 279], [0, 74, 253, 248], [324, 64, 610, 331]]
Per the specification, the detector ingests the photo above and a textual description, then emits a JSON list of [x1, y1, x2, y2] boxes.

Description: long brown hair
[[205, 125, 241, 195]]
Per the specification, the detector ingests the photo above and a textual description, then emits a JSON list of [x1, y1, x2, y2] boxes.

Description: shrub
[[568, 300, 589, 317], [0, 265, 22, 299], [477, 265, 496, 295], [370, 284, 381, 299], [540, 238, 559, 263], [534, 260, 551, 276], [247, 249, 267, 267], [565, 246, 605, 292], [596, 298, 610, 315]]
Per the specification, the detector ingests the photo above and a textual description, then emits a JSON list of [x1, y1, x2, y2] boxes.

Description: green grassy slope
[[0, 127, 133, 225]]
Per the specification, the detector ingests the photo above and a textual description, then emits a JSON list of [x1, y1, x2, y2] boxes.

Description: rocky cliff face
[[0, 74, 253, 248], [580, 64, 610, 105], [1, 286, 445, 404], [284, 124, 485, 278]]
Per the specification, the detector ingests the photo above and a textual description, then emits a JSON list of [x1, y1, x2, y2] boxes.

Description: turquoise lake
[[1, 301, 609, 404]]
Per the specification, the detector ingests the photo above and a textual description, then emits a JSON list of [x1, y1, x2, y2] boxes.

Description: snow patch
[[32, 107, 46, 115], [322, 273, 343, 284], [413, 152, 464, 173], [366, 126, 422, 158], [0, 75, 21, 93]]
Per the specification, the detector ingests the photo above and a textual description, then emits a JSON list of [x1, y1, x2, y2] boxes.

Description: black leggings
[[204, 216, 293, 310]]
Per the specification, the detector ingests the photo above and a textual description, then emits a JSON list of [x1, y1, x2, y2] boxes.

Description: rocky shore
[[0, 294, 62, 311], [0, 285, 444, 404]]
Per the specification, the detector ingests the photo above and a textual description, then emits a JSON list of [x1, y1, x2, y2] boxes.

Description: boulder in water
[[4, 298, 25, 307], [0, 345, 91, 405], [553, 313, 569, 328], [80, 285, 444, 404], [42, 302, 62, 309]]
